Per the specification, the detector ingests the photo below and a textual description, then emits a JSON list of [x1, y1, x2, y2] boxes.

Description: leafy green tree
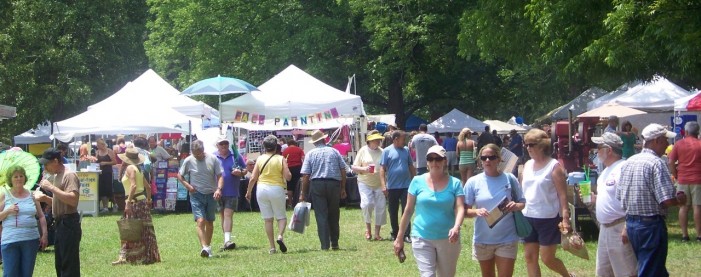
[[0, 0, 149, 142]]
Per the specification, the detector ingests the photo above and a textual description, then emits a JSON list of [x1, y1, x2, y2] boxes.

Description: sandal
[[374, 236, 384, 241], [365, 231, 372, 241], [111, 257, 127, 266], [276, 238, 287, 253]]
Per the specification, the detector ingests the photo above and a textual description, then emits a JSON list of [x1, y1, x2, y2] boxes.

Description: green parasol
[[0, 150, 41, 190]]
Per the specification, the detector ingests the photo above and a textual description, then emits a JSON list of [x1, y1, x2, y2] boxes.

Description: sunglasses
[[525, 143, 538, 148], [426, 156, 445, 162], [480, 155, 499, 161]]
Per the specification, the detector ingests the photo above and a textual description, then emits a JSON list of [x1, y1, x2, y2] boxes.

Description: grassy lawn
[[9, 206, 701, 276]]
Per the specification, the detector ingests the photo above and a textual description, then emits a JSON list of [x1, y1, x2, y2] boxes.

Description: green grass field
[[8, 206, 701, 276]]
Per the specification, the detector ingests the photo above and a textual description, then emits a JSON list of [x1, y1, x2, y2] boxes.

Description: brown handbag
[[117, 218, 143, 241]]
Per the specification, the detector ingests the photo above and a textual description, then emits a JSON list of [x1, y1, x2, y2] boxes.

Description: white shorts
[[256, 183, 287, 220]]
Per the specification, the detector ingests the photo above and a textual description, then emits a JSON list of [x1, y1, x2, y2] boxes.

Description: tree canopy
[[1, 0, 699, 142]]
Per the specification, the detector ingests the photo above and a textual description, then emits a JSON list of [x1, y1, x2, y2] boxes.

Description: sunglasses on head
[[479, 155, 498, 161], [426, 156, 445, 162], [525, 143, 538, 148]]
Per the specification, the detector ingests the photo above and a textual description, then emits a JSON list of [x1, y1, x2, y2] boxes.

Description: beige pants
[[596, 220, 637, 277], [412, 236, 461, 277]]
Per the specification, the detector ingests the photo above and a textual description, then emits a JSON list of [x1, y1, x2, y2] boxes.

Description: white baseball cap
[[641, 123, 676, 141]]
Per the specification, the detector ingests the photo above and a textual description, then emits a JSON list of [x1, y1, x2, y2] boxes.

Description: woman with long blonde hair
[[457, 128, 476, 185]]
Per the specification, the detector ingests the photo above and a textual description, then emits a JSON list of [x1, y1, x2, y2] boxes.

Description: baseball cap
[[426, 145, 446, 158], [641, 123, 676, 141], [216, 137, 229, 145], [591, 132, 623, 149], [39, 148, 62, 164]]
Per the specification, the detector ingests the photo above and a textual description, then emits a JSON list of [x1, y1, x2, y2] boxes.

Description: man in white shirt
[[590, 133, 637, 277]]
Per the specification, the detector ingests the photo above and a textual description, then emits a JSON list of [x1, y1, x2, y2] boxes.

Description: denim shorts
[[218, 196, 239, 211], [190, 191, 218, 222], [523, 216, 562, 246]]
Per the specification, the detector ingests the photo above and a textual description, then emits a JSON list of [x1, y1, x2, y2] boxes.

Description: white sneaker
[[200, 248, 208, 258], [207, 248, 213, 257]]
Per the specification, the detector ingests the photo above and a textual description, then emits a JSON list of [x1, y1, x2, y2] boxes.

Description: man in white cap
[[590, 133, 637, 277], [299, 130, 348, 250], [668, 121, 701, 242], [616, 123, 686, 277]]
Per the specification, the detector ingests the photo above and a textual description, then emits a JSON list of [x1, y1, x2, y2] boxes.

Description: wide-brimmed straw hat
[[118, 146, 146, 165], [309, 130, 328, 144], [366, 133, 384, 141]]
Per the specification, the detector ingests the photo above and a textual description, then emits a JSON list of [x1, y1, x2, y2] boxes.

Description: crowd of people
[[0, 117, 698, 276]]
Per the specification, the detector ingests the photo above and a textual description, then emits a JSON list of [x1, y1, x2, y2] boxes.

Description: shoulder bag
[[507, 174, 532, 238]]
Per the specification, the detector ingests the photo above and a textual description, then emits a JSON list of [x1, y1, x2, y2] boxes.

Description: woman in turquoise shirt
[[394, 145, 465, 277]]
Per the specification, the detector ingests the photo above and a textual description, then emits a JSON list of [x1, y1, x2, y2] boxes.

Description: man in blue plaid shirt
[[616, 123, 687, 277]]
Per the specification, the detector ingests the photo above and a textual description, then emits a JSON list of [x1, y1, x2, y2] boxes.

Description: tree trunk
[[387, 72, 406, 130]]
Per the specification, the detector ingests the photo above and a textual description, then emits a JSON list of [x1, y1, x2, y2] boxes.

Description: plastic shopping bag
[[288, 202, 312, 234]]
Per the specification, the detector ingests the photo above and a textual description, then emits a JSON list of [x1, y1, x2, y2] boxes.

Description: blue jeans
[[1, 239, 40, 277], [626, 215, 668, 277]]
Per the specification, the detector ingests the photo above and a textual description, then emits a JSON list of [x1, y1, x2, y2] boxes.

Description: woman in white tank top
[[520, 129, 573, 277]]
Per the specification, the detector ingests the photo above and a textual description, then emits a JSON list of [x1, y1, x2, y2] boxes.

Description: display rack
[[153, 159, 180, 211]]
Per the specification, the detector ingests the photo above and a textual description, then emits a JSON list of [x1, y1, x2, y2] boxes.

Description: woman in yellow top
[[246, 135, 292, 254], [112, 146, 161, 265], [352, 131, 387, 241]]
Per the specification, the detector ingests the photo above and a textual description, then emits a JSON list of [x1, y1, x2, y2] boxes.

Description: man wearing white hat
[[300, 130, 348, 250], [590, 133, 637, 277], [668, 121, 701, 242], [616, 123, 686, 277]]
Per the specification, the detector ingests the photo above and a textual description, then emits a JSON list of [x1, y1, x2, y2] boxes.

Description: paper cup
[[368, 164, 375, 173], [579, 181, 591, 204]]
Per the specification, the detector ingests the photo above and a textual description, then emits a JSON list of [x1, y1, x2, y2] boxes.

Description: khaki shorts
[[677, 184, 701, 206], [472, 241, 518, 261]]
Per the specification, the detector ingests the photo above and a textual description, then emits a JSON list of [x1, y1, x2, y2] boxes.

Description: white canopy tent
[[539, 87, 608, 122], [587, 81, 642, 111], [89, 69, 216, 121], [14, 121, 52, 144], [427, 109, 487, 133], [675, 90, 701, 112], [483, 120, 528, 135], [53, 82, 201, 142], [589, 77, 690, 112], [220, 65, 365, 130]]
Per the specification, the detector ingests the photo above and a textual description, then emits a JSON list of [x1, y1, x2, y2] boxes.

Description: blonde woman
[[464, 144, 525, 277], [457, 128, 476, 185], [521, 129, 572, 277], [352, 131, 387, 241], [0, 166, 48, 276]]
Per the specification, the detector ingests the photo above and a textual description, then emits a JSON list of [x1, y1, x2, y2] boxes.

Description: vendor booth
[[427, 108, 487, 133], [536, 87, 608, 123], [482, 120, 528, 135], [220, 64, 365, 130], [221, 65, 366, 206], [585, 77, 692, 130]]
